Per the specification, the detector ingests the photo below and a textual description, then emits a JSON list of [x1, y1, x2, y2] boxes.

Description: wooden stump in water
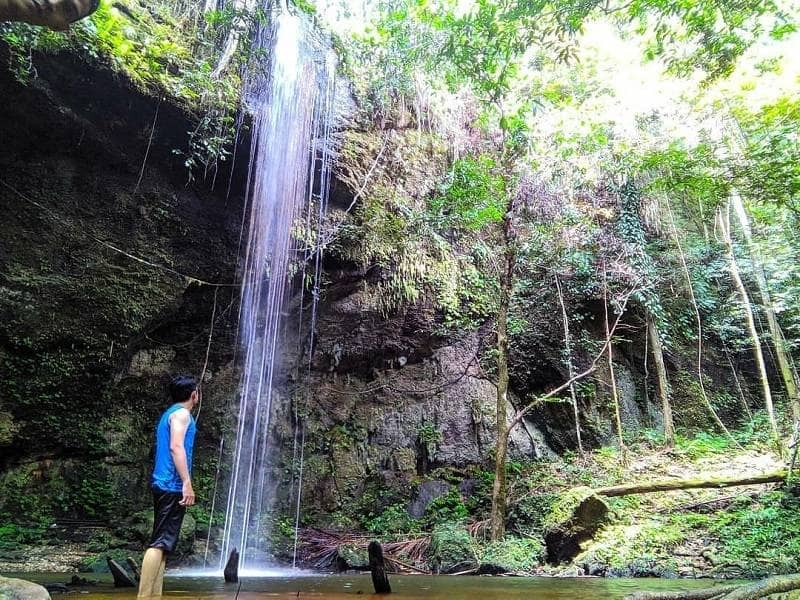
[[106, 558, 136, 588], [223, 549, 239, 584], [368, 541, 391, 594], [125, 557, 141, 582]]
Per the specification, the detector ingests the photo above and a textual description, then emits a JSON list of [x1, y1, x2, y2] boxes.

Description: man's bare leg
[[153, 554, 167, 596], [138, 547, 165, 597]]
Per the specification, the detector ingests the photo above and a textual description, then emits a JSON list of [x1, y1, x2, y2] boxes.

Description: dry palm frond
[[297, 528, 432, 574]]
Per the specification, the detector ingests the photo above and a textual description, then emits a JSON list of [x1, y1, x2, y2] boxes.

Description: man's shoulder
[[168, 407, 191, 423]]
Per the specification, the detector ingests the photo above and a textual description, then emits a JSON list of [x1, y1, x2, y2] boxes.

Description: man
[[138, 375, 198, 598]]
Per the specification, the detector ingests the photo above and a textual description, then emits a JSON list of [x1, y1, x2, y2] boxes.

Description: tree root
[[625, 574, 800, 600]]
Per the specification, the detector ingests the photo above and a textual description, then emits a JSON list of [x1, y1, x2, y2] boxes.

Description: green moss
[[336, 543, 369, 569], [507, 493, 558, 536], [479, 536, 544, 573], [542, 486, 598, 531], [428, 524, 477, 574], [672, 431, 731, 459], [575, 491, 800, 578], [576, 516, 687, 571]]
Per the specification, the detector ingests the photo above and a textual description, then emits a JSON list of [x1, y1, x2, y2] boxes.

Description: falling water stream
[[218, 6, 337, 571]]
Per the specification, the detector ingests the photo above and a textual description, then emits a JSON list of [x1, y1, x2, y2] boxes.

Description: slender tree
[[731, 192, 800, 425], [717, 201, 781, 452], [663, 195, 739, 443], [646, 312, 674, 445], [555, 274, 583, 454], [602, 256, 627, 460], [489, 208, 517, 541]]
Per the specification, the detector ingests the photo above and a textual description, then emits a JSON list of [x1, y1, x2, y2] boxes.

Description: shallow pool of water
[[4, 572, 735, 599]]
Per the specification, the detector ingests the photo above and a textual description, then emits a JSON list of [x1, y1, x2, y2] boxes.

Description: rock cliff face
[[289, 280, 555, 519], [0, 46, 243, 524]]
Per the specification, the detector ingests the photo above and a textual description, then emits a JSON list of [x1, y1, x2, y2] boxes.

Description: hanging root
[[625, 574, 800, 600]]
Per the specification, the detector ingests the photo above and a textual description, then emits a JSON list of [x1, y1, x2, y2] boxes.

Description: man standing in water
[[138, 375, 198, 597]]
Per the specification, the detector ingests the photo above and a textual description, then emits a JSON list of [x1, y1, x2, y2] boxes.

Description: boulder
[[336, 544, 370, 571], [428, 524, 477, 574], [407, 480, 451, 518], [542, 487, 609, 564], [0, 576, 50, 600], [478, 537, 543, 574]]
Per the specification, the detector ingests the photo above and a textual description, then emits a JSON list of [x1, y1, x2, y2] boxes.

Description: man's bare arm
[[169, 409, 195, 506]]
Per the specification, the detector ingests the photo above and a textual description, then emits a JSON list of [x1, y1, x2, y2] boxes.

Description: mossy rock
[[543, 487, 609, 564], [428, 524, 477, 574], [478, 536, 544, 574], [114, 509, 153, 543], [0, 576, 50, 600], [335, 544, 369, 571], [107, 510, 195, 557]]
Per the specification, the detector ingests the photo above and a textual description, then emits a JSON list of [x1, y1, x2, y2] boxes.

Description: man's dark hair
[[169, 375, 197, 403]]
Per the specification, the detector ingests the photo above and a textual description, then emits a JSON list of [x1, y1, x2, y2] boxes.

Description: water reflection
[[8, 573, 734, 600]]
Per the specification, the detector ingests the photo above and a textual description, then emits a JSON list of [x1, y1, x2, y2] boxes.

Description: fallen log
[[383, 555, 431, 575], [596, 469, 786, 498], [625, 585, 740, 600], [625, 574, 800, 600]]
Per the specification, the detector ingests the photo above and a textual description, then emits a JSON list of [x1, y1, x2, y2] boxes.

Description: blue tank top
[[152, 404, 196, 493]]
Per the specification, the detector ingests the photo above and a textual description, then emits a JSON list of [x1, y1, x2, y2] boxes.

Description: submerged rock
[[0, 576, 50, 600]]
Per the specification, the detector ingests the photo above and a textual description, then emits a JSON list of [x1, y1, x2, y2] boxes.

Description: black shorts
[[149, 487, 186, 553]]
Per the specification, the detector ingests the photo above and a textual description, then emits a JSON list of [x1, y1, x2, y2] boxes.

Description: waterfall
[[218, 10, 337, 570]]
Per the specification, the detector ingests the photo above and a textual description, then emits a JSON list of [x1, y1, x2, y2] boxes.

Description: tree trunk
[[555, 274, 583, 453], [647, 312, 674, 445], [490, 217, 515, 541], [731, 192, 800, 425], [595, 469, 786, 497], [717, 203, 781, 452]]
